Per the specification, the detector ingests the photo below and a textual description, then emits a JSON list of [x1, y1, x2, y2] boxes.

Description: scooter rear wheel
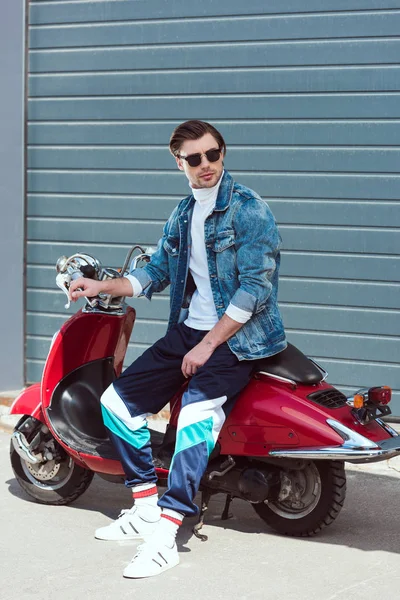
[[253, 460, 346, 537], [10, 439, 94, 506]]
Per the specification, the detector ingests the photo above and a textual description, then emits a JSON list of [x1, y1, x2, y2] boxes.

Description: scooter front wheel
[[253, 460, 346, 537], [10, 434, 94, 505]]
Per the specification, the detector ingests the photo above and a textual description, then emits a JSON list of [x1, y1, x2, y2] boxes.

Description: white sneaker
[[95, 506, 160, 541], [123, 540, 179, 578]]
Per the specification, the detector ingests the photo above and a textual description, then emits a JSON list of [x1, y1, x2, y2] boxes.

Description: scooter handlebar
[[55, 245, 155, 312]]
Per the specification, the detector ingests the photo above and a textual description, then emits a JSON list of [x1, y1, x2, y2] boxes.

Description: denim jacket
[[131, 170, 286, 360]]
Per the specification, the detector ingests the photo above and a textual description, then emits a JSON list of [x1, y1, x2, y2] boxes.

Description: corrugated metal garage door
[[27, 1, 400, 414]]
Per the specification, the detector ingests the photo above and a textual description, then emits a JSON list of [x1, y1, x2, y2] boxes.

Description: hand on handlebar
[[69, 277, 102, 302]]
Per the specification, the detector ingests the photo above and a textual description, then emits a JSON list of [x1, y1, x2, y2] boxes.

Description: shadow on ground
[[6, 465, 400, 557]]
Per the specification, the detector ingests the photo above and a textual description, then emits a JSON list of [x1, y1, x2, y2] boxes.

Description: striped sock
[[132, 483, 158, 503], [131, 483, 160, 521], [154, 509, 184, 546], [161, 509, 183, 527]]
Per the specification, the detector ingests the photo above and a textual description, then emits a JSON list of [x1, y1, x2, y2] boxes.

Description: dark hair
[[169, 120, 226, 156]]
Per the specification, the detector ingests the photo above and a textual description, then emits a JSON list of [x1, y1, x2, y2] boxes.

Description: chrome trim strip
[[308, 358, 328, 381], [82, 305, 126, 316], [256, 371, 297, 387], [268, 418, 400, 463], [375, 418, 399, 438], [268, 446, 400, 462], [326, 419, 379, 449]]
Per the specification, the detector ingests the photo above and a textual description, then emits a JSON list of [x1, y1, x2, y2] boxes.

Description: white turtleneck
[[125, 174, 252, 330], [185, 174, 251, 330], [184, 178, 221, 330]]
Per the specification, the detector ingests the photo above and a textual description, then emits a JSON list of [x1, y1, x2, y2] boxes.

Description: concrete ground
[[1, 425, 400, 600]]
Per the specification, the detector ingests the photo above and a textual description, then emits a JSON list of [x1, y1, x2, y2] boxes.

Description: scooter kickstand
[[193, 490, 212, 542], [221, 493, 233, 521]]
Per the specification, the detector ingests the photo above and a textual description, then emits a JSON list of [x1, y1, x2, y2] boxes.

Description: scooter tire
[[10, 443, 94, 505], [253, 460, 346, 537]]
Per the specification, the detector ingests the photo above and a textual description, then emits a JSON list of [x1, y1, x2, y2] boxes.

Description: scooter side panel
[[219, 379, 346, 456], [9, 383, 44, 423], [219, 377, 392, 456], [261, 377, 393, 445]]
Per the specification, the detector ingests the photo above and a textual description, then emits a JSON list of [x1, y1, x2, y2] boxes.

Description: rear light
[[353, 394, 364, 409], [368, 386, 392, 406], [350, 386, 392, 425]]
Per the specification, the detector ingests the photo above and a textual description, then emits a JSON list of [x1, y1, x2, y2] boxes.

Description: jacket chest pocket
[[213, 231, 236, 280], [163, 237, 179, 257]]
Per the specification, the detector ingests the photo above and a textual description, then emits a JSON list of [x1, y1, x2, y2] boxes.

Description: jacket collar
[[215, 170, 234, 211]]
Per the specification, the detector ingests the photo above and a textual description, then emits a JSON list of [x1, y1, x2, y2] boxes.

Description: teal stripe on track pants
[[101, 322, 253, 516]]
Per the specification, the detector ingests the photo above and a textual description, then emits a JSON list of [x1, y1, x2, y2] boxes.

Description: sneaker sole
[[123, 556, 180, 579], [95, 533, 145, 541]]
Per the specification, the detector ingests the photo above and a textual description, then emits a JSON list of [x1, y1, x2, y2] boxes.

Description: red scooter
[[9, 246, 400, 539]]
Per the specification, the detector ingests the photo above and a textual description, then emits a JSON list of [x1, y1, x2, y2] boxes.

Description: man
[[69, 120, 286, 578]]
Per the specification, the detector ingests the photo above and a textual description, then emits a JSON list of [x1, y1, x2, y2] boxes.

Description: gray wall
[[0, 0, 25, 390], [26, 1, 400, 413]]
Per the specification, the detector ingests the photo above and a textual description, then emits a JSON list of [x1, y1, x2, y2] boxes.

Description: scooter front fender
[[10, 383, 45, 423]]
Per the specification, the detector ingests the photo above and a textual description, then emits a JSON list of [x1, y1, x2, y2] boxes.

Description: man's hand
[[181, 313, 245, 378], [69, 275, 134, 302], [69, 277, 102, 302], [181, 339, 215, 378]]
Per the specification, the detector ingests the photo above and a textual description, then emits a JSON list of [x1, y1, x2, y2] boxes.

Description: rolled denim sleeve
[[124, 274, 143, 297], [230, 196, 281, 314], [129, 210, 178, 298], [225, 302, 252, 324]]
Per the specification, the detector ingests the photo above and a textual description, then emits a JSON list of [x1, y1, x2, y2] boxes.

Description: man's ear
[[175, 156, 184, 171]]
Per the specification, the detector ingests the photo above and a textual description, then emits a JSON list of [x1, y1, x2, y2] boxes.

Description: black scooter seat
[[255, 343, 323, 385]]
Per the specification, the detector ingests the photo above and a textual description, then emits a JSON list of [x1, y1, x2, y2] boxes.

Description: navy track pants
[[100, 322, 253, 516]]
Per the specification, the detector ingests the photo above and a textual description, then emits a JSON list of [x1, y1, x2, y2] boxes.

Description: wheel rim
[[267, 463, 322, 519], [21, 457, 75, 491]]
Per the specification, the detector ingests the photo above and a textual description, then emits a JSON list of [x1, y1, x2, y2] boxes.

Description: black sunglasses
[[177, 148, 222, 168]]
